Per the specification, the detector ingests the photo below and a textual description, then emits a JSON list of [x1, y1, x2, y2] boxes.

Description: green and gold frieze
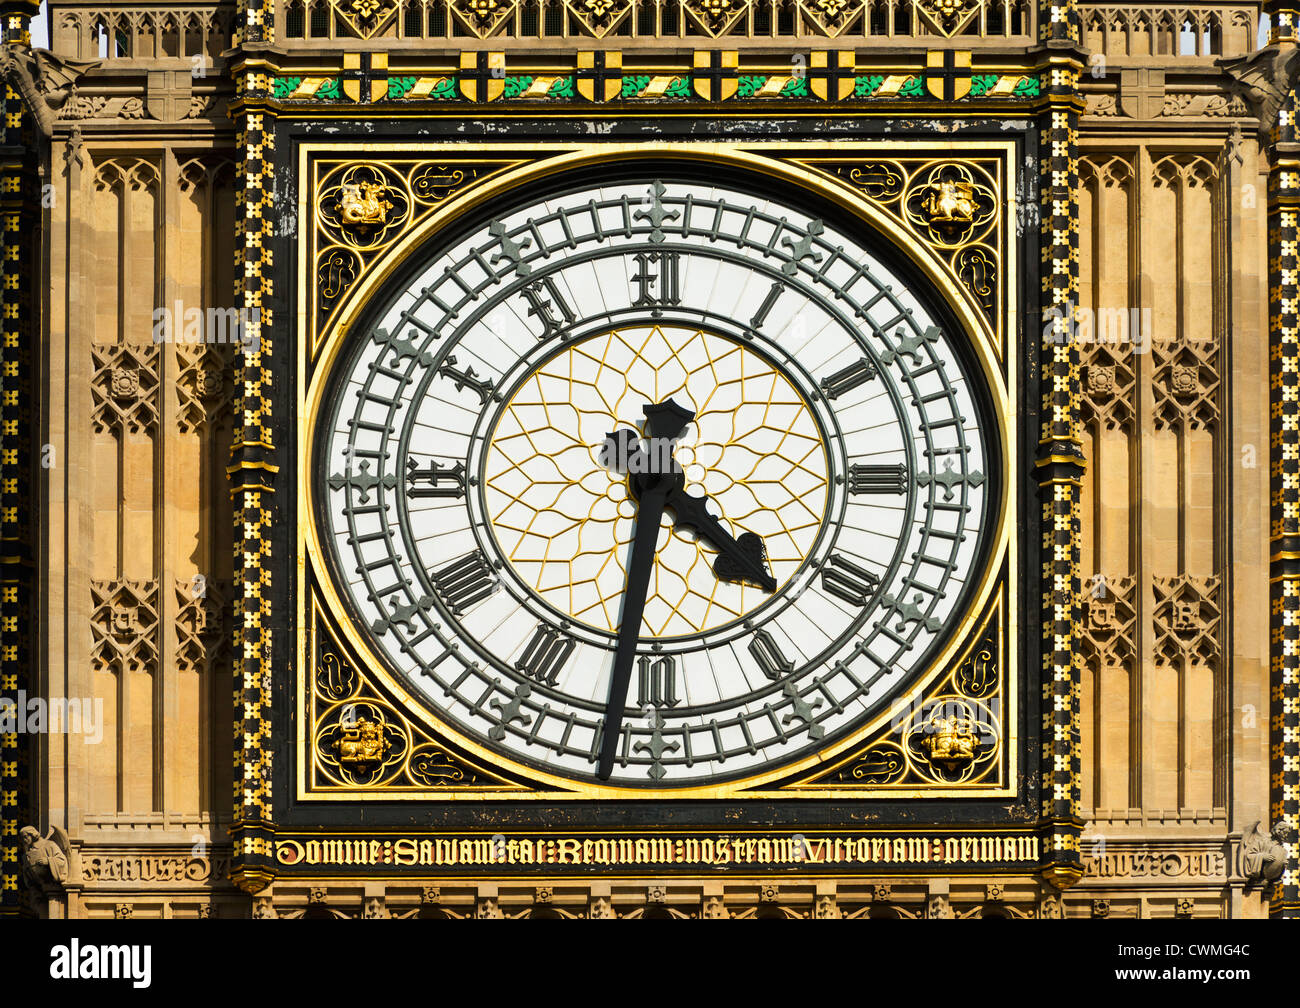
[[270, 70, 1041, 104]]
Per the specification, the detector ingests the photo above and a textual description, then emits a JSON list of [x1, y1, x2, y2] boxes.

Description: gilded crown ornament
[[684, 0, 749, 34]]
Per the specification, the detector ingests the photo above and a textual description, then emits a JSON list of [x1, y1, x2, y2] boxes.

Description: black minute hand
[[596, 398, 693, 781], [596, 476, 669, 780]]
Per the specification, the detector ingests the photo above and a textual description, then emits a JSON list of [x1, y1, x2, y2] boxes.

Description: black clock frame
[[259, 115, 1042, 872]]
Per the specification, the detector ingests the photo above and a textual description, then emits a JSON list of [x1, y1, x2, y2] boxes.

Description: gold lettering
[[516, 839, 535, 864], [278, 840, 304, 866], [557, 838, 581, 864], [682, 838, 700, 863], [716, 838, 731, 862], [944, 839, 960, 862], [893, 838, 907, 861], [393, 838, 417, 867], [906, 837, 928, 862], [757, 838, 772, 863]]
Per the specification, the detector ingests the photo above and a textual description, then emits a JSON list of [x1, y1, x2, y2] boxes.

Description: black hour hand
[[663, 487, 777, 592]]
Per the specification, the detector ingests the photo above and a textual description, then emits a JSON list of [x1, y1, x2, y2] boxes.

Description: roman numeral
[[821, 554, 880, 608], [819, 358, 878, 400], [748, 628, 795, 681], [848, 463, 907, 495], [438, 354, 495, 405], [405, 457, 466, 499], [520, 277, 576, 341], [747, 282, 783, 334], [637, 654, 680, 709], [431, 550, 499, 616], [516, 624, 576, 686], [631, 251, 681, 318]]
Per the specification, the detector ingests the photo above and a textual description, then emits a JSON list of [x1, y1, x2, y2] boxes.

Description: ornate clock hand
[[597, 474, 670, 781], [596, 398, 690, 780], [604, 397, 778, 594], [662, 486, 777, 593]]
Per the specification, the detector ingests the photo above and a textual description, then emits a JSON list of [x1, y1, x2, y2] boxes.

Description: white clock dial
[[315, 171, 997, 786]]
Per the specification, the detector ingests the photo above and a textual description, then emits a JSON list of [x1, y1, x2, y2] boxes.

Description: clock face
[[314, 167, 999, 788]]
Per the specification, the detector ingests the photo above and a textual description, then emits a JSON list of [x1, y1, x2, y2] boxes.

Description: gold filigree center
[[483, 325, 829, 638]]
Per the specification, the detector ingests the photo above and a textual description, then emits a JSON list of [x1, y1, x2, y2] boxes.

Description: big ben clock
[[304, 153, 1009, 794]]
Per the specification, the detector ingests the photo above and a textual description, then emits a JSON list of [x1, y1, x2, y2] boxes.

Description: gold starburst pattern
[[483, 326, 829, 638]]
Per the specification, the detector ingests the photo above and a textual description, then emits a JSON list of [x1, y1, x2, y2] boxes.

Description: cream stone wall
[[40, 125, 238, 916], [1070, 28, 1273, 917]]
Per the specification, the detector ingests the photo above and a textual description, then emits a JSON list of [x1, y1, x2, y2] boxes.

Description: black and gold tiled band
[[1036, 0, 1085, 888], [228, 61, 279, 894], [0, 8, 35, 916], [1265, 0, 1300, 916]]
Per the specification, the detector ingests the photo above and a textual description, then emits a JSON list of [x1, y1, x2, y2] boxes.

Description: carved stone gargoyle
[[1241, 820, 1291, 890], [1218, 44, 1300, 139], [0, 45, 99, 138], [19, 824, 70, 893]]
